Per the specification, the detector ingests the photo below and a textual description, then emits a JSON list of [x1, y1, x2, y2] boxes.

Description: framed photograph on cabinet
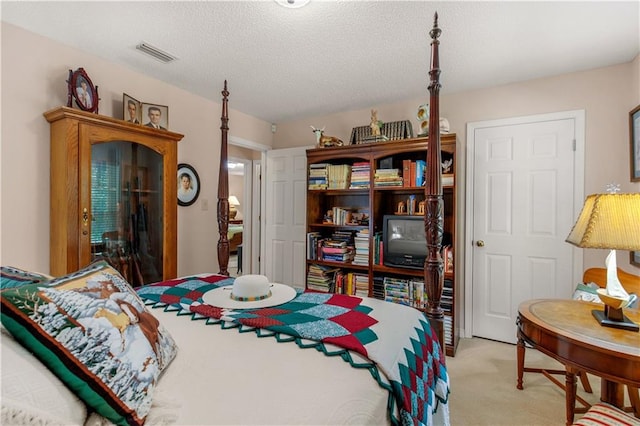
[[142, 103, 169, 130], [177, 163, 200, 207], [631, 251, 640, 268], [67, 68, 99, 113], [630, 104, 640, 182], [123, 93, 142, 125]]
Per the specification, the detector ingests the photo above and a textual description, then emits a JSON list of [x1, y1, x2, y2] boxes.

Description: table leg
[[565, 367, 577, 426], [517, 333, 525, 390], [601, 379, 625, 408]]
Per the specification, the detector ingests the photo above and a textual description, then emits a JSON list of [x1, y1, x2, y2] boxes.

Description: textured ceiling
[[2, 1, 639, 123]]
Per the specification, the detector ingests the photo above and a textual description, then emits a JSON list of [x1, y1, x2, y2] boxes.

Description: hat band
[[230, 290, 272, 302]]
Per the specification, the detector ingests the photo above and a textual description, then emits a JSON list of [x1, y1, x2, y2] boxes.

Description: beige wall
[[274, 59, 640, 272], [0, 23, 273, 276]]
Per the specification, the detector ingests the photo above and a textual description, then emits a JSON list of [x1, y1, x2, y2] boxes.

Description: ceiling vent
[[135, 42, 177, 63]]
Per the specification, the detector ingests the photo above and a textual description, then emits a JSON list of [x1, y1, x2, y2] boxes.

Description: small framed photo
[[142, 103, 169, 130], [631, 251, 640, 268], [123, 93, 142, 125], [67, 68, 99, 113], [630, 104, 640, 182], [177, 163, 200, 207]]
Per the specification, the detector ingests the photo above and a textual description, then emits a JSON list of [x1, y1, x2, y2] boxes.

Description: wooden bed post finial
[[217, 80, 231, 275], [424, 11, 445, 346]]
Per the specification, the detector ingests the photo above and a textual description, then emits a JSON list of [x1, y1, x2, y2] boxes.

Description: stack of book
[[374, 168, 402, 187], [349, 162, 370, 189], [308, 163, 328, 189], [353, 273, 369, 297], [330, 230, 354, 246], [321, 241, 352, 263], [327, 164, 352, 189], [352, 229, 370, 265], [307, 264, 341, 293]]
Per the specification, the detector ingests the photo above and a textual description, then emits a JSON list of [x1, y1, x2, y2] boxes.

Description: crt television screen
[[384, 215, 427, 257]]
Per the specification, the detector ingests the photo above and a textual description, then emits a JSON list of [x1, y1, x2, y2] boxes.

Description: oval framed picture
[[69, 68, 99, 113], [177, 163, 200, 207]]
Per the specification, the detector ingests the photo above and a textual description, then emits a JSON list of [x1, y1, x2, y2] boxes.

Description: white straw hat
[[202, 274, 297, 309]]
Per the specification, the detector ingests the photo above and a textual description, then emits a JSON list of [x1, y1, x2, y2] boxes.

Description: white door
[[467, 112, 584, 344], [264, 147, 309, 289]]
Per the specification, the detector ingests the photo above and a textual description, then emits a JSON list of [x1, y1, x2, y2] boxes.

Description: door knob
[[476, 240, 485, 247]]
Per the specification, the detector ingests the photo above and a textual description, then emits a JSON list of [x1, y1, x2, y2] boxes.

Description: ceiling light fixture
[[135, 42, 177, 63], [275, 0, 311, 9]]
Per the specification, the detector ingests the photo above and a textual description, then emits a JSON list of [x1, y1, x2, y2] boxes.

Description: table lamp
[[228, 195, 240, 220], [566, 192, 640, 331]]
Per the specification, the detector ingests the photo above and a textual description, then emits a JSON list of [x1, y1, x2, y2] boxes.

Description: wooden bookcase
[[44, 106, 183, 286], [305, 135, 460, 355]]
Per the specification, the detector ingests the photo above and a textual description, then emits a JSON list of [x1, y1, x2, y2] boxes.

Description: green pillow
[[0, 260, 178, 426], [0, 266, 50, 289]]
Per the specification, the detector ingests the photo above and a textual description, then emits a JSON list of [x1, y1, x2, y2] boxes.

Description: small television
[[382, 215, 427, 269]]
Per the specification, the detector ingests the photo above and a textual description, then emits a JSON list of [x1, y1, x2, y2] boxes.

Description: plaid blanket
[[138, 275, 450, 426]]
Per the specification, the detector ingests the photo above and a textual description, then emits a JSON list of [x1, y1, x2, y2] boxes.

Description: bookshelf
[[305, 134, 460, 356]]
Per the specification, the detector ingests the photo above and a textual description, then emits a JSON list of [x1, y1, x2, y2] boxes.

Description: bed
[[1, 14, 450, 426]]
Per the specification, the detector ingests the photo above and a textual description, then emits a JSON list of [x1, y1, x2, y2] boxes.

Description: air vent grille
[[135, 42, 177, 63]]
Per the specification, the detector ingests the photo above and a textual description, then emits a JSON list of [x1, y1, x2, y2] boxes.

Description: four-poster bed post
[[424, 13, 445, 345], [217, 80, 230, 276]]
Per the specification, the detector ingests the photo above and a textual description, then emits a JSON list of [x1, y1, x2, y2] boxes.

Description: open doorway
[[228, 136, 269, 276]]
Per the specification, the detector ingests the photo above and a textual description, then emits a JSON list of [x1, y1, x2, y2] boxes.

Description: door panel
[[472, 118, 577, 343], [264, 147, 309, 288]]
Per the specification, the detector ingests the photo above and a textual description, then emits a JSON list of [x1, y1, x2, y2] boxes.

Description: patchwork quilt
[[137, 274, 450, 426]]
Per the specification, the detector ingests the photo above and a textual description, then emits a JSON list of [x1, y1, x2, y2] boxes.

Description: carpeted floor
[[445, 337, 616, 426]]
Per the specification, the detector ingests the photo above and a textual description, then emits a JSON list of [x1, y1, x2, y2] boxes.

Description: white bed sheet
[[131, 306, 392, 425]]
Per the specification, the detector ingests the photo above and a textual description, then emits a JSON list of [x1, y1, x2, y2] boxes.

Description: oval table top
[[518, 299, 640, 384]]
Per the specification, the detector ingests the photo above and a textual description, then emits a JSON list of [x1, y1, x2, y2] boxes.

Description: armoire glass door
[[89, 141, 163, 286]]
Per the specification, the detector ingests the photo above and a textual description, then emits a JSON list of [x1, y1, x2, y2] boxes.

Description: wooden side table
[[517, 299, 640, 425]]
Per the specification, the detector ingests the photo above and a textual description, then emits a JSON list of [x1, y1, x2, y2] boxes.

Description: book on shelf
[[415, 160, 426, 187], [349, 162, 371, 189], [327, 164, 352, 189], [401, 159, 410, 187], [308, 163, 329, 189], [374, 168, 403, 187], [306, 264, 341, 293]]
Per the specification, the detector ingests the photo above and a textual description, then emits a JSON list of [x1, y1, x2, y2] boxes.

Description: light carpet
[[445, 337, 632, 426]]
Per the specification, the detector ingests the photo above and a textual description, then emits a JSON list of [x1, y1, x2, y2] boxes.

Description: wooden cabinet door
[[46, 107, 182, 284]]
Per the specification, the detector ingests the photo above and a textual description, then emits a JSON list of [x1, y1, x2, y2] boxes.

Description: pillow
[[572, 282, 602, 304], [0, 260, 178, 426], [1, 332, 88, 426], [573, 281, 638, 309], [0, 266, 50, 290]]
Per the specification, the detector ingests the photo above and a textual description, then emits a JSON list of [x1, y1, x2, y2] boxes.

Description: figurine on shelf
[[370, 109, 382, 136], [323, 210, 334, 223], [396, 201, 406, 214], [311, 126, 343, 148], [418, 200, 426, 214], [442, 158, 453, 174]]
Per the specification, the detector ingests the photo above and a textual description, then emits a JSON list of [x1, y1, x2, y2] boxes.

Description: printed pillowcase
[[0, 266, 51, 290], [0, 260, 178, 426]]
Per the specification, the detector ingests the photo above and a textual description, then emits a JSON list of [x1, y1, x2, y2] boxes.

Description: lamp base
[[592, 309, 639, 332]]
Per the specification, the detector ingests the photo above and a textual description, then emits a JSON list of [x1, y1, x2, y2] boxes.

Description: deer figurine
[[311, 126, 343, 148]]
